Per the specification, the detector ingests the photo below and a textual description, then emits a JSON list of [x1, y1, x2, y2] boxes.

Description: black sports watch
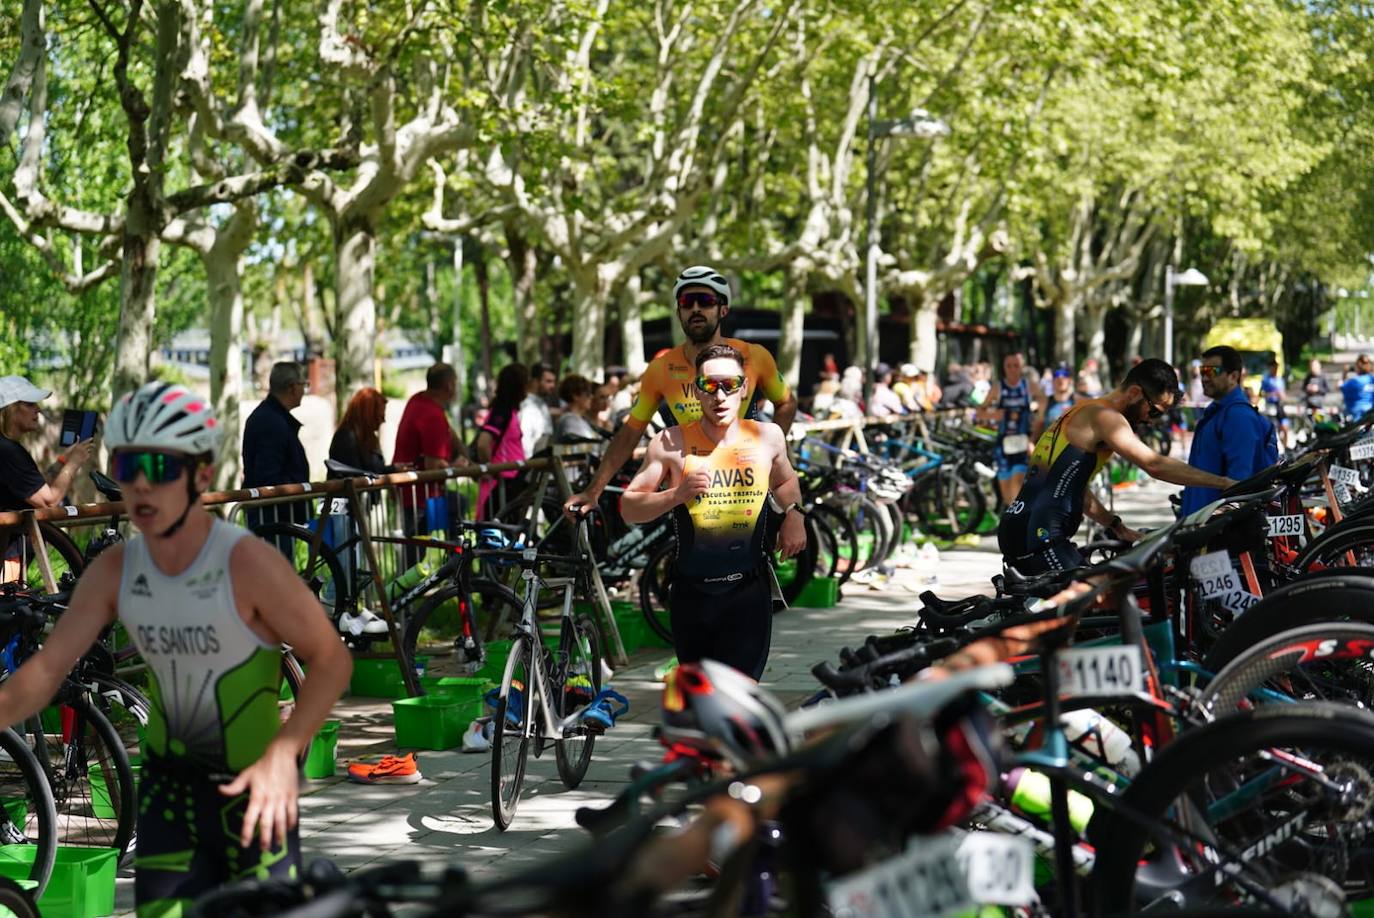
[[1107, 514, 1123, 533]]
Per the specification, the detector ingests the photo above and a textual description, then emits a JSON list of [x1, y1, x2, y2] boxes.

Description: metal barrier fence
[[0, 456, 624, 697]]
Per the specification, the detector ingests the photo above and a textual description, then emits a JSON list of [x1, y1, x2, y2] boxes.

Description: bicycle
[[488, 519, 606, 830]]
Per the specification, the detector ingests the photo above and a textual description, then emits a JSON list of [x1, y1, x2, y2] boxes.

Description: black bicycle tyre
[[555, 615, 603, 789], [247, 522, 351, 621], [911, 466, 987, 538], [279, 649, 311, 767], [490, 636, 535, 831], [780, 512, 820, 605], [401, 580, 524, 673], [638, 539, 675, 645], [808, 502, 858, 587], [1200, 621, 1374, 715], [1293, 518, 1374, 572], [1201, 571, 1374, 675], [806, 511, 841, 581], [0, 876, 38, 918], [1088, 702, 1374, 915], [0, 726, 56, 897]]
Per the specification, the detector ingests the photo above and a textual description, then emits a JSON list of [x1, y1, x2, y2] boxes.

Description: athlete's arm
[[1094, 409, 1234, 490], [978, 383, 1001, 423], [754, 349, 797, 435], [1083, 489, 1141, 543], [219, 537, 352, 848], [620, 431, 703, 525], [764, 425, 806, 559], [564, 420, 645, 517], [0, 547, 119, 730]]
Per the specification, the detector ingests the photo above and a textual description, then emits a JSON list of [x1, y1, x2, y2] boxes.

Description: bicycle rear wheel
[[490, 636, 535, 831], [401, 580, 524, 672], [1089, 703, 1374, 914], [808, 502, 858, 587], [247, 522, 350, 622], [555, 615, 603, 790], [10, 523, 84, 591], [639, 539, 675, 645]]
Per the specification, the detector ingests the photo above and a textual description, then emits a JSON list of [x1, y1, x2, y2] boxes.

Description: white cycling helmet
[[673, 265, 731, 304], [107, 382, 221, 456]]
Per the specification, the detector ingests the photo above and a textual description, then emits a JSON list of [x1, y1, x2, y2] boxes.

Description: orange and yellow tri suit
[[628, 338, 790, 430], [671, 420, 773, 590], [997, 400, 1112, 570]]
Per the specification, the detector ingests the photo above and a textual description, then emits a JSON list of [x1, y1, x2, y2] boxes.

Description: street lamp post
[[863, 75, 948, 406], [1163, 266, 1209, 366]]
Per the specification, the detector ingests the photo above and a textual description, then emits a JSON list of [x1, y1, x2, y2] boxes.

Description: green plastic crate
[[419, 676, 487, 701], [793, 576, 839, 609], [303, 720, 340, 779], [0, 845, 116, 918], [348, 657, 429, 699], [392, 695, 478, 750]]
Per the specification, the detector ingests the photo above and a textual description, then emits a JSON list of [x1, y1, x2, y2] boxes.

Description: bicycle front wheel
[[490, 636, 535, 831], [0, 726, 56, 897], [31, 695, 135, 861], [555, 615, 603, 790]]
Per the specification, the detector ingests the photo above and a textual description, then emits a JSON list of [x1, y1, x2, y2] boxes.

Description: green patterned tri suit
[[118, 518, 294, 916]]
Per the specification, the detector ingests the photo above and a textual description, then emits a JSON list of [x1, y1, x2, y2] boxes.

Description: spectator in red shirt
[[393, 364, 469, 555]]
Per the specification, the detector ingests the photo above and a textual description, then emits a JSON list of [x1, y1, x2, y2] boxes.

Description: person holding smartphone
[[0, 375, 95, 581]]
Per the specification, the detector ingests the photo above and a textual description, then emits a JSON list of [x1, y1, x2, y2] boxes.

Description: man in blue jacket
[[242, 361, 312, 539], [1179, 345, 1279, 516]]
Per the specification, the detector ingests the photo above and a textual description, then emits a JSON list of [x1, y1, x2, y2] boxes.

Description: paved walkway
[[110, 477, 1180, 913]]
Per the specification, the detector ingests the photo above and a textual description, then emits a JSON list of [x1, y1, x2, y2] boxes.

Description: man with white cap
[[0, 375, 94, 513]]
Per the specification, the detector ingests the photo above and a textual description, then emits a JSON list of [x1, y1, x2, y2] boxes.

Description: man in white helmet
[[565, 265, 798, 518], [0, 382, 353, 915]]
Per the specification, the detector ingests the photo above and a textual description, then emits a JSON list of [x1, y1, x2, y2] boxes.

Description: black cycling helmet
[[660, 659, 789, 769]]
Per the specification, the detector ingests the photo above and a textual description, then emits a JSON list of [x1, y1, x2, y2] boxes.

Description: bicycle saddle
[[999, 565, 1075, 598], [324, 458, 380, 479], [89, 470, 123, 502]]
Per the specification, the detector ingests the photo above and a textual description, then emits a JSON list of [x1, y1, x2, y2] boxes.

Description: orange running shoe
[[346, 753, 422, 785]]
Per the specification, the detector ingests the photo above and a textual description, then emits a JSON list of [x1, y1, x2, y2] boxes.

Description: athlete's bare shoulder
[[651, 424, 690, 461]]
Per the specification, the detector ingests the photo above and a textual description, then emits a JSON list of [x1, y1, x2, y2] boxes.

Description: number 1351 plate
[[1057, 645, 1144, 698]]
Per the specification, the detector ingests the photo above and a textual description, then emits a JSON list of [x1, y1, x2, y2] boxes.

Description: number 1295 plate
[[1057, 645, 1144, 698]]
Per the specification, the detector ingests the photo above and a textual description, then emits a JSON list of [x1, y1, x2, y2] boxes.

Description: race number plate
[[1190, 551, 1239, 599], [1266, 515, 1304, 538], [1335, 482, 1354, 505], [1218, 589, 1261, 615], [1350, 437, 1374, 461], [957, 833, 1036, 906], [1330, 464, 1362, 487], [826, 832, 1034, 918], [1056, 645, 1144, 698], [1001, 434, 1030, 455]]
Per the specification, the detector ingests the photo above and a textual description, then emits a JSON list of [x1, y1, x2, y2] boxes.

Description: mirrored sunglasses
[[677, 291, 724, 311], [111, 451, 192, 485], [695, 375, 746, 396]]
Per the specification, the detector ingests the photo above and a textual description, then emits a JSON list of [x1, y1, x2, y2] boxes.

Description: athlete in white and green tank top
[[0, 382, 354, 917], [120, 518, 283, 773]]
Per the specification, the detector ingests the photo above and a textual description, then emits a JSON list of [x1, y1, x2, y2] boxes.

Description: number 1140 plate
[[1057, 645, 1144, 698]]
